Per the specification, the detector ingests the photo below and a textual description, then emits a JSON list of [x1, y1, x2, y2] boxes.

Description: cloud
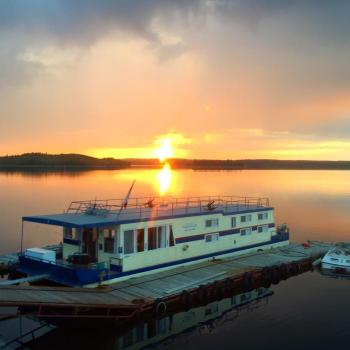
[[0, 49, 43, 87], [293, 118, 350, 141], [0, 0, 202, 86], [1, 1, 350, 159], [0, 0, 201, 47]]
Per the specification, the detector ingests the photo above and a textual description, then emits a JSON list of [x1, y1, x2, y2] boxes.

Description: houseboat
[[18, 195, 290, 287]]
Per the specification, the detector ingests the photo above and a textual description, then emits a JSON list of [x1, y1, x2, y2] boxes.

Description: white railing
[[66, 195, 270, 220]]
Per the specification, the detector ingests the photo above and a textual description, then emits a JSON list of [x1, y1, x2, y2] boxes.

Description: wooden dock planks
[[0, 242, 332, 312]]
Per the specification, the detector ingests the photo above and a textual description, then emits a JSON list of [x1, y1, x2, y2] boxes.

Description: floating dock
[[0, 241, 331, 323]]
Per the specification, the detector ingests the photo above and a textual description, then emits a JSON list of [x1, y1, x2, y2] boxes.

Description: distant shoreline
[[1, 153, 350, 171]]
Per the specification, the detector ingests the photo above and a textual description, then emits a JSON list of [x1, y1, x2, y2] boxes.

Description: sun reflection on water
[[157, 163, 172, 196], [112, 163, 176, 197]]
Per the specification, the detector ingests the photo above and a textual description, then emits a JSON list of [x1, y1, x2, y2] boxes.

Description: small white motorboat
[[321, 242, 350, 272]]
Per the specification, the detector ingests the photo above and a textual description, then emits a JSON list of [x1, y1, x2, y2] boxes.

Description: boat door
[[82, 228, 97, 261]]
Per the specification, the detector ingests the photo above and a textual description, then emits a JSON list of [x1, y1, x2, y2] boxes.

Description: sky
[[0, 0, 350, 160]]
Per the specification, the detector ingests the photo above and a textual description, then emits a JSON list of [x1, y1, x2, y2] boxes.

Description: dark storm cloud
[[1, 0, 350, 91], [0, 0, 201, 45], [0, 0, 201, 87], [2, 1, 348, 47]]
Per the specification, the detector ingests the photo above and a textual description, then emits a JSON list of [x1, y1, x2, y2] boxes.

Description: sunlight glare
[[155, 138, 173, 163], [157, 163, 172, 196]]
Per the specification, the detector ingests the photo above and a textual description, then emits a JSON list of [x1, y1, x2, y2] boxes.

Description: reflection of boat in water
[[319, 267, 350, 280], [321, 242, 350, 273], [11, 287, 272, 350], [115, 288, 273, 350]]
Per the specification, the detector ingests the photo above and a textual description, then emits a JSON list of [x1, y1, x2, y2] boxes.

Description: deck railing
[[66, 195, 270, 220]]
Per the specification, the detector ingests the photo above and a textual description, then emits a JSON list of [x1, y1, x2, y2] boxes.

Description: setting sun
[[154, 138, 174, 163]]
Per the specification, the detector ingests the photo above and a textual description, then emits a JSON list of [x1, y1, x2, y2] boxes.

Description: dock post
[[20, 220, 24, 254]]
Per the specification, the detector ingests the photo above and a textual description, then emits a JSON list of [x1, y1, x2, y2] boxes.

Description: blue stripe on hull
[[105, 233, 289, 281], [20, 234, 289, 287]]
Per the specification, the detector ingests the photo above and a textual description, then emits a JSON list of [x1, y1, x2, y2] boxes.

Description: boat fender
[[243, 272, 253, 291], [261, 268, 272, 288], [280, 264, 288, 280], [224, 278, 232, 293], [291, 263, 300, 275], [154, 299, 167, 316], [180, 290, 191, 308], [271, 267, 281, 284], [198, 285, 208, 304], [214, 281, 225, 299]]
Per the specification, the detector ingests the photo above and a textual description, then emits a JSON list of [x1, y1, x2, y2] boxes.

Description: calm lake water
[[0, 168, 350, 349]]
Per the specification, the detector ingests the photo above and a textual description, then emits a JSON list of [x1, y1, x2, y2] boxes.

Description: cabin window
[[231, 217, 236, 228], [124, 230, 135, 254], [205, 233, 219, 242], [136, 229, 145, 252], [257, 225, 268, 233], [240, 215, 252, 223], [169, 226, 175, 247], [148, 226, 167, 250], [157, 227, 167, 248], [205, 218, 219, 228], [104, 228, 115, 253], [64, 228, 77, 240], [258, 212, 269, 220], [148, 228, 157, 250], [240, 227, 252, 236]]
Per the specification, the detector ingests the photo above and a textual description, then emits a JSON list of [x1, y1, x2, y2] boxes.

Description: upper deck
[[23, 195, 273, 228]]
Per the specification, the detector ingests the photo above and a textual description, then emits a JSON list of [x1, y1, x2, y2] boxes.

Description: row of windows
[[123, 226, 175, 255], [258, 212, 269, 220], [205, 212, 270, 230], [102, 226, 176, 254], [231, 212, 270, 228], [204, 225, 269, 241], [241, 225, 269, 236]]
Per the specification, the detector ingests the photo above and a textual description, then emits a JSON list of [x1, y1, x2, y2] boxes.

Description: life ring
[[154, 299, 167, 316]]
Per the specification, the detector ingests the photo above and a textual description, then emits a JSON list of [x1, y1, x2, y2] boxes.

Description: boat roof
[[22, 195, 273, 228]]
